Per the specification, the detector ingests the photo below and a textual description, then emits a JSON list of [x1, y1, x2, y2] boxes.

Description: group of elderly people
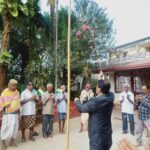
[[0, 79, 67, 150], [1, 77, 150, 150]]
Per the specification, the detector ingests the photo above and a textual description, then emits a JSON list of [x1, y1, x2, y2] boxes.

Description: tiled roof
[[110, 36, 150, 52], [102, 59, 150, 72]]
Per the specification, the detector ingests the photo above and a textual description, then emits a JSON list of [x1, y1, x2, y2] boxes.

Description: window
[[123, 52, 127, 57], [115, 76, 131, 92], [134, 77, 142, 93]]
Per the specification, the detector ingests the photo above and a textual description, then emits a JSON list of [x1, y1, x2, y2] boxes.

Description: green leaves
[[0, 0, 6, 13], [19, 4, 28, 15], [9, 6, 18, 17], [0, 51, 13, 65], [0, 0, 28, 17]]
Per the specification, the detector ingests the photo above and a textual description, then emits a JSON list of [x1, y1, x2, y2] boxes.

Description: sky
[[40, 0, 150, 46]]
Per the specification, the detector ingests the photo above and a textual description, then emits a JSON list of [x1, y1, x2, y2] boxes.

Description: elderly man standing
[[79, 82, 94, 132], [20, 81, 39, 142], [42, 83, 56, 139], [0, 79, 21, 150], [56, 85, 67, 133], [119, 83, 135, 136], [135, 85, 150, 147]]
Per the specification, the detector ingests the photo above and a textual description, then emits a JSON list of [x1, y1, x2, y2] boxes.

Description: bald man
[[119, 83, 135, 136]]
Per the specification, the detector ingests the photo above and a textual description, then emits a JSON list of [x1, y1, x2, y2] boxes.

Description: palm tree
[[47, 0, 58, 90]]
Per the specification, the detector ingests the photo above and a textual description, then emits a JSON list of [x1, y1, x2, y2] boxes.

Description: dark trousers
[[90, 144, 111, 150], [122, 113, 134, 135], [42, 114, 54, 137]]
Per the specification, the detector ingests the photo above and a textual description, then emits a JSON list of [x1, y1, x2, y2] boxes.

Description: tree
[[47, 0, 59, 90], [0, 0, 27, 92], [7, 0, 51, 86], [73, 0, 114, 84]]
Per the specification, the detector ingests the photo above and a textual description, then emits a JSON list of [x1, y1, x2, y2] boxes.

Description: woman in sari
[[0, 79, 20, 150]]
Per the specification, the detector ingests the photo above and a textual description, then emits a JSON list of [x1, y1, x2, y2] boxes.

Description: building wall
[[110, 46, 149, 60], [92, 38, 150, 104], [91, 72, 120, 104]]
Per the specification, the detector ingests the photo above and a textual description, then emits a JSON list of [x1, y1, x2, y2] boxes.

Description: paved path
[[0, 115, 149, 150]]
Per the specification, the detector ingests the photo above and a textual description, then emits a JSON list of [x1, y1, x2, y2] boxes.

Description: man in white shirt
[[56, 85, 67, 133], [119, 83, 135, 136], [20, 81, 39, 142], [79, 82, 94, 132]]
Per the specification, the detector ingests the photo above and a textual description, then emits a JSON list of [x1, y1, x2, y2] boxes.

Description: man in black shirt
[[75, 80, 115, 150]]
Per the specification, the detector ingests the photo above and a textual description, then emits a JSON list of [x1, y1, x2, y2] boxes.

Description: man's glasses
[[28, 84, 33, 86]]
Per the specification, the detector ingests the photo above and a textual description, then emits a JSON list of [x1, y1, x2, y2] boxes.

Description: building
[[92, 36, 150, 102]]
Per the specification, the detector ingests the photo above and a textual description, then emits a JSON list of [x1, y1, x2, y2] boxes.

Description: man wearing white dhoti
[[79, 82, 94, 132], [0, 79, 21, 150]]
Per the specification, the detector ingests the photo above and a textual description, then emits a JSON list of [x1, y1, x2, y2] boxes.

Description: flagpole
[[66, 0, 71, 149], [55, 0, 58, 91]]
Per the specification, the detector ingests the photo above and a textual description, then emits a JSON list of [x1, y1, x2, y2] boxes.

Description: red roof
[[100, 59, 150, 72]]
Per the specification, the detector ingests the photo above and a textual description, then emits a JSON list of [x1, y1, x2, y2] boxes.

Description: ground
[[0, 113, 149, 150]]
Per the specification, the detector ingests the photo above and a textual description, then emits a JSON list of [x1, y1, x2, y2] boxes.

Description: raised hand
[[30, 95, 36, 101], [74, 97, 79, 103]]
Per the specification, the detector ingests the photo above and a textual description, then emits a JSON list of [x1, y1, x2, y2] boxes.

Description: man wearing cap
[[0, 79, 21, 150], [75, 80, 115, 150]]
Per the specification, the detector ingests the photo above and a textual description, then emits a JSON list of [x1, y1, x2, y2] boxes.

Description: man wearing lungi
[[20, 81, 39, 142]]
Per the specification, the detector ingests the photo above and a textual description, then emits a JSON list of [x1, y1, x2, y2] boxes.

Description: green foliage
[[0, 0, 27, 17], [7, 54, 22, 81], [0, 51, 13, 65], [74, 0, 114, 59], [0, 0, 114, 89], [24, 55, 51, 87]]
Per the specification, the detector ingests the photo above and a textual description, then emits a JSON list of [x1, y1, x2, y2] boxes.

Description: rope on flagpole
[[66, 0, 71, 150]]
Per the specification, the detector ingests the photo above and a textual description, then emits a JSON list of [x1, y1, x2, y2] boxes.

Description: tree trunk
[[0, 12, 12, 93], [0, 65, 6, 93], [50, 0, 55, 50], [49, 0, 58, 90]]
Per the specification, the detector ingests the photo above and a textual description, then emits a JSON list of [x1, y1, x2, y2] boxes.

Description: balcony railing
[[93, 52, 150, 67]]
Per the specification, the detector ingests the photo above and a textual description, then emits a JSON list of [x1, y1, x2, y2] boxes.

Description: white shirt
[[56, 92, 67, 113], [80, 89, 94, 103], [119, 91, 134, 114], [21, 89, 38, 116]]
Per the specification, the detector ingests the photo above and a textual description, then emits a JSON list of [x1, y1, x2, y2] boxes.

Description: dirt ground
[[0, 114, 148, 150]]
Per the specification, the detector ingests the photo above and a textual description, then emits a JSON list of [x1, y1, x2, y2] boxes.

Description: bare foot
[[135, 143, 142, 147], [29, 136, 35, 142], [62, 130, 65, 134], [43, 136, 48, 139], [22, 138, 26, 143], [48, 134, 53, 138], [2, 141, 7, 150], [9, 141, 17, 147], [79, 129, 83, 133]]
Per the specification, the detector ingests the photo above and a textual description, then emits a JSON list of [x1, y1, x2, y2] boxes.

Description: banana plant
[[0, 0, 27, 92]]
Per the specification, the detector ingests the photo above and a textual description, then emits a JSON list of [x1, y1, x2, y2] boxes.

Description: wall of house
[[91, 72, 120, 104], [110, 46, 149, 59]]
